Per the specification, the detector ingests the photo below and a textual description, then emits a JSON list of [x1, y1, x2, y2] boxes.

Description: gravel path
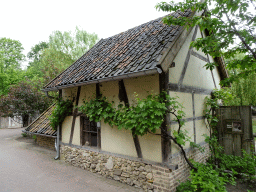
[[0, 128, 140, 192]]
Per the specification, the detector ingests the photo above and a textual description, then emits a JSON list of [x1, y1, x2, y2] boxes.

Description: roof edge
[[42, 68, 162, 92], [43, 39, 104, 89]]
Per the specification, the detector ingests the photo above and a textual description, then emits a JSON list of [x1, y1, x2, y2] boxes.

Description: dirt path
[[0, 129, 140, 192]]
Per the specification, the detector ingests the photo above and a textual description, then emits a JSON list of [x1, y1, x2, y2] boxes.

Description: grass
[[252, 118, 256, 134]]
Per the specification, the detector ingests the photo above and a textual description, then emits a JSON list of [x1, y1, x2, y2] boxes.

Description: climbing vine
[[79, 91, 199, 170], [79, 92, 183, 135], [49, 98, 73, 130]]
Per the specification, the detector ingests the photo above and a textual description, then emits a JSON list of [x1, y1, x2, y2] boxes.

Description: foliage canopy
[[156, 0, 256, 83], [0, 38, 25, 95]]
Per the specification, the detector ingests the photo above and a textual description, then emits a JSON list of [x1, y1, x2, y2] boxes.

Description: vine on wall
[[49, 98, 73, 130], [79, 91, 200, 170], [79, 92, 184, 135]]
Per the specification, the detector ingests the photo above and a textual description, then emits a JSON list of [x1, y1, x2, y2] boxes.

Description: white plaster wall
[[194, 94, 208, 117], [101, 122, 138, 157], [182, 55, 215, 89], [99, 77, 162, 162], [61, 116, 73, 143], [138, 129, 162, 163], [100, 80, 120, 108], [169, 27, 197, 84], [171, 121, 194, 154], [124, 74, 162, 162], [72, 117, 80, 146], [100, 80, 138, 157], [78, 84, 96, 107], [124, 74, 159, 105], [62, 87, 77, 100], [167, 26, 223, 156], [196, 119, 210, 144], [169, 91, 193, 119], [211, 66, 222, 89]]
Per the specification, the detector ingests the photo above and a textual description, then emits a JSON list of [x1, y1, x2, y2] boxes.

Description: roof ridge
[[102, 13, 175, 42]]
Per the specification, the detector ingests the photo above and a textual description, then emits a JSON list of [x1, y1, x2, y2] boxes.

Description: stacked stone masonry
[[60, 143, 210, 192], [36, 136, 56, 151]]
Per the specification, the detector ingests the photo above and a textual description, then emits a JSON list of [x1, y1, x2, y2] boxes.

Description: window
[[80, 116, 99, 147]]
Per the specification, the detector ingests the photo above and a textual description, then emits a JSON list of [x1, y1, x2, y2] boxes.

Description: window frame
[[80, 115, 101, 148]]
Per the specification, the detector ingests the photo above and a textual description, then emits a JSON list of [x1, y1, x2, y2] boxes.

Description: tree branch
[[160, 127, 197, 171], [225, 13, 256, 60]]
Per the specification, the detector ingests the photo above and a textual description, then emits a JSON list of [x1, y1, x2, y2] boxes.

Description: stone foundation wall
[[36, 136, 56, 151], [60, 143, 210, 192]]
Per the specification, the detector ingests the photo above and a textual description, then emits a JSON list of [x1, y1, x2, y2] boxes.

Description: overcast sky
[[1, 0, 169, 67]]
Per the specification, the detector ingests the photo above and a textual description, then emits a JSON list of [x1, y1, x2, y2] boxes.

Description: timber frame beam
[[119, 80, 143, 159], [69, 86, 81, 145]]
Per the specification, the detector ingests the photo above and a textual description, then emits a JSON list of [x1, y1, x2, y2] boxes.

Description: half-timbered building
[[25, 10, 228, 191]]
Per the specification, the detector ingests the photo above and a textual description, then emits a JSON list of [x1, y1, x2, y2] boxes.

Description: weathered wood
[[171, 116, 205, 124], [96, 83, 101, 98], [240, 106, 253, 154], [160, 71, 171, 163], [80, 116, 84, 146], [69, 86, 81, 145], [223, 134, 233, 155], [192, 92, 196, 143], [205, 54, 217, 89], [119, 80, 143, 158], [233, 134, 242, 156], [59, 89, 63, 141], [118, 80, 129, 107], [96, 83, 101, 149], [160, 27, 192, 73], [191, 50, 209, 63], [178, 25, 199, 87], [168, 83, 212, 95], [216, 106, 254, 156], [97, 126, 101, 149]]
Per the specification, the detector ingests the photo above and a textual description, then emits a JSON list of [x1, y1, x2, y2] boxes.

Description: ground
[[0, 128, 140, 192], [1, 128, 255, 192], [226, 179, 256, 192]]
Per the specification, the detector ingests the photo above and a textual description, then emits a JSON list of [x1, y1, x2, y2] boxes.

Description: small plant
[[32, 135, 37, 141], [49, 98, 73, 130], [176, 162, 236, 192], [21, 132, 27, 137]]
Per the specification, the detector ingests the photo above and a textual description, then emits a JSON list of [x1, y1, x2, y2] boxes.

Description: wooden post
[[119, 80, 143, 159], [69, 86, 81, 145], [96, 83, 101, 149], [159, 71, 171, 163]]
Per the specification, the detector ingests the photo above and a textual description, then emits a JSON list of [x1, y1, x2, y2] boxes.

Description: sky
[[0, 0, 169, 68]]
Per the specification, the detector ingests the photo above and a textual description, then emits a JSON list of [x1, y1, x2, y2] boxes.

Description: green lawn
[[252, 118, 256, 134]]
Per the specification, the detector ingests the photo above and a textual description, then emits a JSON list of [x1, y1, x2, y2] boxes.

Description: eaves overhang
[[42, 67, 162, 92]]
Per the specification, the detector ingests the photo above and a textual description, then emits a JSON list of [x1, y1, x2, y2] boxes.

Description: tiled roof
[[43, 10, 191, 91], [24, 104, 57, 137]]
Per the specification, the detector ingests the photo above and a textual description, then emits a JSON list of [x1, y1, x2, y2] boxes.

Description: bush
[[177, 162, 235, 192], [219, 152, 256, 178], [49, 98, 73, 130]]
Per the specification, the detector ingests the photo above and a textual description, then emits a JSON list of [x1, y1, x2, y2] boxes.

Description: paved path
[[0, 129, 139, 192]]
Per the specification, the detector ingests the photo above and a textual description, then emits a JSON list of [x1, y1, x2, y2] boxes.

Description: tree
[[26, 41, 49, 79], [49, 27, 99, 60], [222, 53, 256, 106], [0, 79, 52, 127], [25, 27, 99, 85], [0, 38, 25, 95], [156, 0, 256, 83], [40, 48, 75, 85]]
